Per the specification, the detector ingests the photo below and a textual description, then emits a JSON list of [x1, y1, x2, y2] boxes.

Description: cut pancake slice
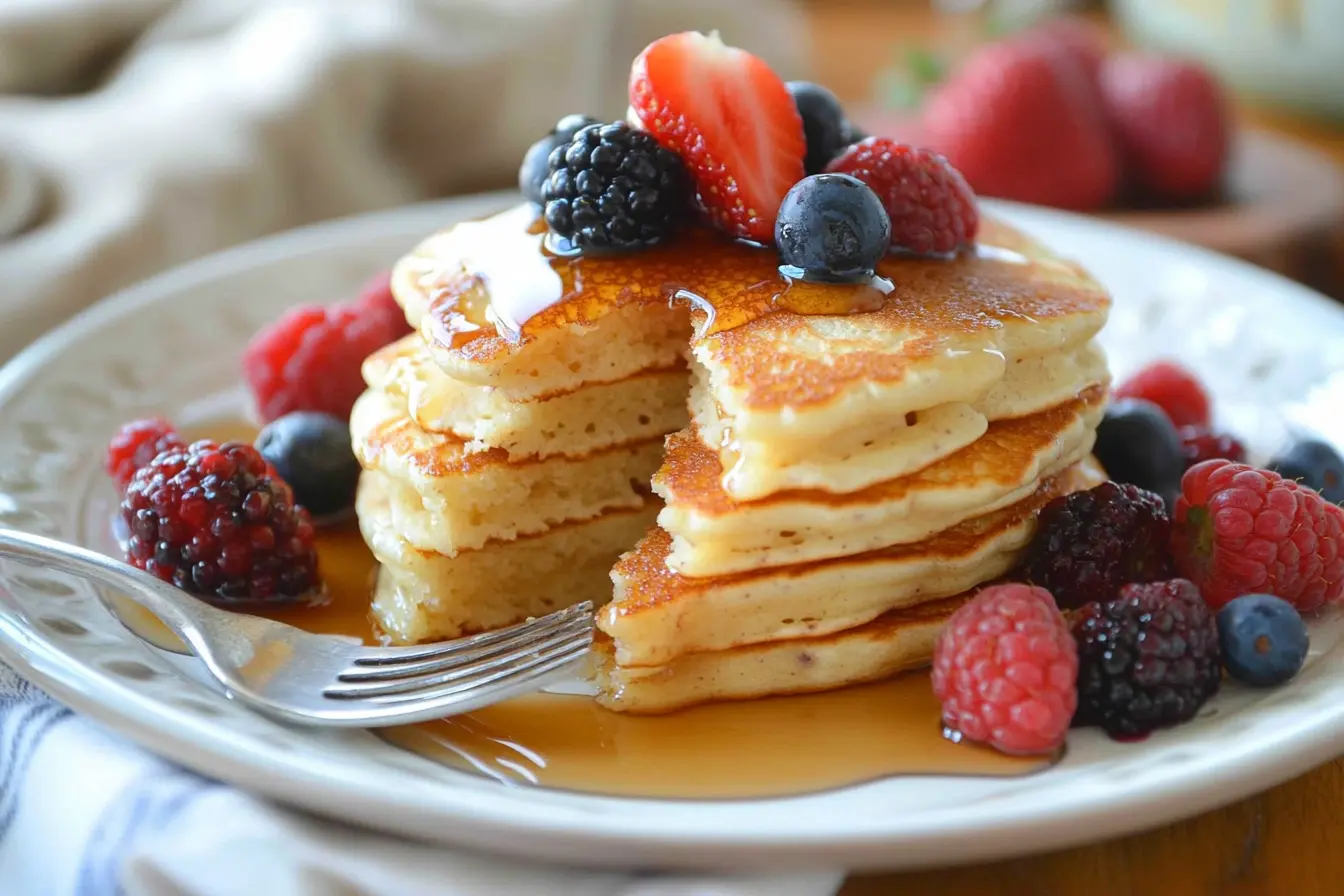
[[694, 339, 1110, 500], [351, 389, 662, 555], [392, 204, 691, 400], [593, 596, 965, 714], [603, 460, 1104, 669], [363, 334, 690, 459], [975, 340, 1110, 421], [686, 217, 1110, 502], [659, 386, 1107, 576], [359, 472, 661, 643]]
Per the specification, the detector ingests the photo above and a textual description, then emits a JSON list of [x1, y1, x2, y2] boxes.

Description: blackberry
[[542, 122, 689, 251], [1072, 578, 1221, 738], [1022, 481, 1172, 610], [121, 440, 320, 605]]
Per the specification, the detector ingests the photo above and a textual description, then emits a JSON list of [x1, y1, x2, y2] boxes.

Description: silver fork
[[0, 528, 594, 727]]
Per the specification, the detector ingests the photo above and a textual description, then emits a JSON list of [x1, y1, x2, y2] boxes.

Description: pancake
[[399, 207, 1108, 422], [692, 341, 1109, 499], [351, 389, 662, 555], [658, 386, 1106, 577], [687, 218, 1110, 473], [363, 334, 690, 458], [592, 596, 964, 714], [359, 472, 661, 643], [391, 204, 691, 400], [602, 460, 1104, 669]]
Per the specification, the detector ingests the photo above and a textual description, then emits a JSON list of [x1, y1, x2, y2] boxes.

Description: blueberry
[[775, 174, 891, 281], [1268, 438, 1344, 504], [1217, 594, 1309, 687], [787, 81, 856, 174], [255, 412, 360, 521], [1093, 398, 1185, 507], [518, 114, 600, 205]]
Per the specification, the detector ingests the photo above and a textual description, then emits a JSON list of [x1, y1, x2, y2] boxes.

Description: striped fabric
[[0, 662, 842, 896]]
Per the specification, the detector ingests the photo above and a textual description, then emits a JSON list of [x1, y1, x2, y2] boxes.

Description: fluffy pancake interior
[[658, 386, 1107, 577], [592, 597, 965, 715], [695, 340, 1110, 500], [359, 471, 662, 643], [602, 461, 1103, 669], [363, 334, 689, 459], [351, 388, 662, 556]]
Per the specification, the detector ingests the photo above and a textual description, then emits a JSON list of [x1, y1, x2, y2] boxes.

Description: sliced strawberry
[[628, 31, 806, 243]]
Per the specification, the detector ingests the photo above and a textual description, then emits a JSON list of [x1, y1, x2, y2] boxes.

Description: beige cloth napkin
[[0, 0, 809, 361]]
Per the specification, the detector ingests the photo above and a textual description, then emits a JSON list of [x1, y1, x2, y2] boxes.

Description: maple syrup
[[409, 205, 1081, 356], [108, 418, 1057, 800]]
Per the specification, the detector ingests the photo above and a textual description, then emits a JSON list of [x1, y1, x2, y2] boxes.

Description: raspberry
[[354, 271, 411, 340], [243, 302, 395, 424], [1072, 578, 1220, 737], [105, 417, 186, 491], [1172, 460, 1344, 612], [1113, 361, 1211, 429], [120, 440, 320, 605], [1021, 481, 1172, 610], [931, 583, 1077, 755], [1179, 426, 1247, 469], [824, 139, 978, 256]]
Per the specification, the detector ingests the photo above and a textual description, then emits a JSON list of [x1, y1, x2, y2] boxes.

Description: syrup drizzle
[[414, 205, 1085, 351]]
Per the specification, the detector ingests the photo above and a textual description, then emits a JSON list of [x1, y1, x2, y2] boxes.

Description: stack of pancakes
[[351, 204, 1114, 714], [595, 218, 1112, 713], [351, 205, 690, 642]]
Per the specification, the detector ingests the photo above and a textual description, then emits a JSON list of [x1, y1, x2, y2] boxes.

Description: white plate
[[2, 191, 1344, 874]]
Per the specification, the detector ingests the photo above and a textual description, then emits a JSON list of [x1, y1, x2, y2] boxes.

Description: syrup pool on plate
[[104, 422, 1059, 799]]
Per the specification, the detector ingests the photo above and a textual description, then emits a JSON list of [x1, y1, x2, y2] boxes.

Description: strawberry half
[[628, 31, 806, 244]]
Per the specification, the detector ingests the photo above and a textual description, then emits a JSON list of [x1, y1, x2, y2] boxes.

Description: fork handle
[[0, 527, 220, 647]]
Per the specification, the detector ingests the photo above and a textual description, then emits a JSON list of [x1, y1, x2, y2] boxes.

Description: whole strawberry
[[825, 138, 979, 255], [920, 38, 1118, 211], [628, 31, 806, 243], [1099, 54, 1230, 202], [1022, 16, 1108, 84], [1172, 460, 1344, 612], [932, 583, 1077, 756]]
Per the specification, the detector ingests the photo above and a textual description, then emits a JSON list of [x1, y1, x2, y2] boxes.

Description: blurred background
[[0, 0, 1341, 361]]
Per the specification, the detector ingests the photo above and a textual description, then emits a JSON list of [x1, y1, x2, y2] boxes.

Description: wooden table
[[802, 4, 1344, 893]]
